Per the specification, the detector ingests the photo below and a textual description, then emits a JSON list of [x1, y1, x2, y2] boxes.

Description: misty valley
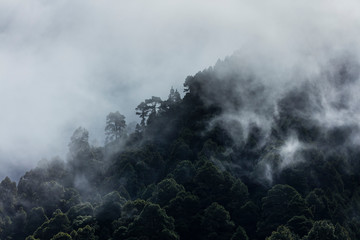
[[2, 54, 360, 240]]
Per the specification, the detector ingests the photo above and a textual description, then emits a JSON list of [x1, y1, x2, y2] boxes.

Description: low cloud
[[1, 0, 360, 180]]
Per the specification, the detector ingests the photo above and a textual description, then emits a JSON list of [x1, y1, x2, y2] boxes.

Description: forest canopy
[[1, 54, 360, 240]]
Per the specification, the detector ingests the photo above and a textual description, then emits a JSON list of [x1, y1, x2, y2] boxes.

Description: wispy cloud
[[1, 0, 360, 180]]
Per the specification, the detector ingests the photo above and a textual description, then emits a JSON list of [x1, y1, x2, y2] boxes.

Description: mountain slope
[[1, 54, 360, 239]]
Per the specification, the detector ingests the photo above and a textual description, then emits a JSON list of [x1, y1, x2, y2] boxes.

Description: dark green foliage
[[94, 191, 125, 225], [25, 207, 48, 236], [347, 218, 360, 239], [168, 138, 193, 168], [193, 161, 225, 206], [107, 146, 165, 197], [305, 220, 350, 240], [151, 178, 185, 206], [266, 225, 297, 240], [33, 209, 70, 240], [227, 179, 249, 210], [164, 191, 200, 239], [306, 188, 331, 220], [126, 203, 179, 240], [25, 236, 39, 240], [234, 201, 260, 239], [67, 202, 94, 221], [122, 199, 148, 218], [72, 225, 97, 240], [11, 208, 27, 239], [334, 223, 352, 240], [0, 176, 17, 215], [201, 202, 235, 240], [231, 226, 248, 240], [61, 188, 81, 212], [2, 57, 360, 240], [286, 215, 313, 237], [50, 232, 72, 240], [257, 184, 311, 238], [72, 215, 96, 230], [277, 168, 309, 196], [172, 160, 196, 185], [39, 181, 66, 215]]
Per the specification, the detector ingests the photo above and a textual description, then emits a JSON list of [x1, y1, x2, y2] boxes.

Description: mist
[[1, 0, 360, 180]]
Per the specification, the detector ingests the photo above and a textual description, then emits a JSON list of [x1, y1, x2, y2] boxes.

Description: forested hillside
[[1, 54, 360, 240]]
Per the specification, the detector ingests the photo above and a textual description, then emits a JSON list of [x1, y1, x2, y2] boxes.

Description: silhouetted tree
[[135, 102, 149, 127], [160, 87, 182, 112], [105, 111, 126, 143], [68, 127, 91, 160], [136, 96, 162, 126]]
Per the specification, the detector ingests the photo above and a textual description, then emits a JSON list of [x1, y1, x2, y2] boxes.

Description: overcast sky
[[1, 0, 360, 180]]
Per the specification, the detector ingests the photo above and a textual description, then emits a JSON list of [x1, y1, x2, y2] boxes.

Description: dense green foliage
[[1, 56, 359, 239]]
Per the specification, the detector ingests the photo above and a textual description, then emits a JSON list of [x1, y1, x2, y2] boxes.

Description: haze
[[1, 0, 360, 180]]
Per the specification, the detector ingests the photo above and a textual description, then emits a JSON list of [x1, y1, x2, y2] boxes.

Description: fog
[[1, 0, 360, 180]]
